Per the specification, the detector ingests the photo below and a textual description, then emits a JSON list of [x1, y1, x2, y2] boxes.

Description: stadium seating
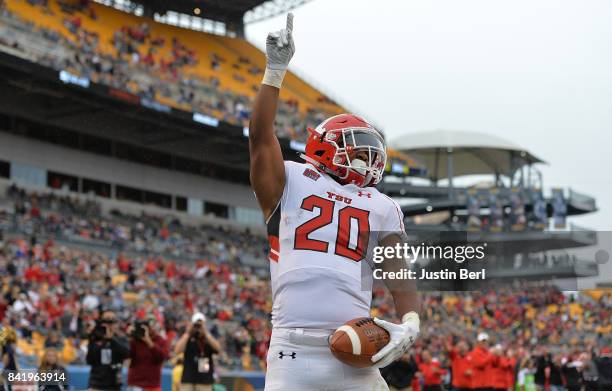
[[1, 184, 610, 374], [2, 0, 344, 141]]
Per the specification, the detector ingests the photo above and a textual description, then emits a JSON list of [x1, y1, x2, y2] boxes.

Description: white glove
[[371, 312, 420, 369], [262, 13, 295, 88]]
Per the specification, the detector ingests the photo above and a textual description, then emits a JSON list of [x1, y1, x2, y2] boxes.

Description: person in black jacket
[[534, 352, 550, 389], [549, 355, 565, 391], [593, 347, 612, 391], [561, 355, 583, 391], [380, 353, 418, 391], [174, 313, 221, 391], [86, 310, 129, 391], [534, 352, 564, 391]]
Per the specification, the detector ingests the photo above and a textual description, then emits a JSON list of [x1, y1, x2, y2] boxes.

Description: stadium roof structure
[[244, 0, 313, 24], [391, 129, 545, 180], [133, 0, 263, 18], [123, 0, 312, 27]]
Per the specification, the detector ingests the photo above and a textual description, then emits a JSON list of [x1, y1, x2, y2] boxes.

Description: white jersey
[[266, 161, 405, 330]]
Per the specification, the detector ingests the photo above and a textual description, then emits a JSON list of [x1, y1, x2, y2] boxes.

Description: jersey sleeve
[[379, 196, 405, 242]]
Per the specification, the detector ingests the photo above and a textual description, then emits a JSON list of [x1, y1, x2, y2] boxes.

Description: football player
[[249, 14, 420, 391]]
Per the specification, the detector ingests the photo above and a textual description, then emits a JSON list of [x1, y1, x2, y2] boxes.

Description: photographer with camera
[[126, 318, 169, 391], [86, 309, 129, 391], [174, 313, 221, 391]]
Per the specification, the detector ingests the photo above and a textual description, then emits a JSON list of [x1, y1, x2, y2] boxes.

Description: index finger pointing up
[[286, 13, 294, 34]]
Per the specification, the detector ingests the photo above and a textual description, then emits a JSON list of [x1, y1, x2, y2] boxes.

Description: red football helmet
[[301, 114, 387, 188]]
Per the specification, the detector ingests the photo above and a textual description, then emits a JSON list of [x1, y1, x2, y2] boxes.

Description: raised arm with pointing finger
[[249, 13, 295, 220], [252, 13, 420, 389]]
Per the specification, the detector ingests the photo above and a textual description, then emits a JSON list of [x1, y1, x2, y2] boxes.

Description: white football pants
[[264, 327, 389, 391]]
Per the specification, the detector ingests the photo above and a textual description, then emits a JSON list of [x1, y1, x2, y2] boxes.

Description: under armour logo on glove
[[278, 351, 297, 359]]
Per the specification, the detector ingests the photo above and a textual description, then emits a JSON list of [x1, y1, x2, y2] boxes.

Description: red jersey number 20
[[294, 195, 370, 261]]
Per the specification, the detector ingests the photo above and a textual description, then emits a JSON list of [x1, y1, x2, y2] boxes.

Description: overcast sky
[[245, 0, 612, 236]]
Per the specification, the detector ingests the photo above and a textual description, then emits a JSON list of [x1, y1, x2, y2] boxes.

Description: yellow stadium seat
[[61, 339, 77, 363], [111, 274, 128, 285], [17, 339, 35, 356]]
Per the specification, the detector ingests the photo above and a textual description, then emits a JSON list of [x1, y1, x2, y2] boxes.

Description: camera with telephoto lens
[[91, 319, 113, 340], [130, 320, 149, 339], [191, 321, 204, 337]]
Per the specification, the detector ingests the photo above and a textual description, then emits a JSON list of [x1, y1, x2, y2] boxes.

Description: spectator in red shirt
[[127, 319, 169, 391], [447, 338, 474, 391], [118, 253, 131, 272], [418, 350, 447, 391], [505, 350, 517, 390], [145, 259, 157, 274], [470, 332, 493, 391], [490, 344, 514, 391], [0, 298, 7, 322], [24, 264, 43, 282]]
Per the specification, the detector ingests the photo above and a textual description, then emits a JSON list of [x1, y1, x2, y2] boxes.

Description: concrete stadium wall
[[0, 132, 257, 209]]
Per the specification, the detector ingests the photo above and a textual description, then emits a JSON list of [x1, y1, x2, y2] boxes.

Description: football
[[329, 317, 390, 368]]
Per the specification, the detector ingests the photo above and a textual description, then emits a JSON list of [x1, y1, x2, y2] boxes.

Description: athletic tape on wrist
[[402, 311, 420, 327], [262, 68, 287, 89]]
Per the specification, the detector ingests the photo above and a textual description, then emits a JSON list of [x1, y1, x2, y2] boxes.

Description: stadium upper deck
[[3, 0, 342, 130], [0, 0, 421, 175]]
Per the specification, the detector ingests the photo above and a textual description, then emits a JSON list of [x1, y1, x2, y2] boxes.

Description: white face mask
[[326, 127, 387, 186]]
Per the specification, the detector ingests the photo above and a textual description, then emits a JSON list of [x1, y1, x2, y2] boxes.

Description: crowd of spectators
[[0, 0, 334, 142], [373, 282, 611, 390], [4, 184, 268, 264], [1, 184, 273, 372], [374, 289, 611, 390], [0, 230, 273, 371], [0, 184, 610, 390]]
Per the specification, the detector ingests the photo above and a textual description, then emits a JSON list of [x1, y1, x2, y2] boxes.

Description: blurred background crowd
[[1, 185, 610, 390]]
